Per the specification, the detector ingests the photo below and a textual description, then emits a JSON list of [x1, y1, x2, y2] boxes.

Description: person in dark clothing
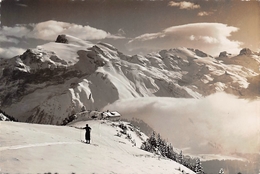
[[82, 124, 91, 144]]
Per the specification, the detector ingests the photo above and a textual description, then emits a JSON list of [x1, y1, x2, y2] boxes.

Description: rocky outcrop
[[219, 51, 232, 58], [55, 35, 68, 44], [239, 48, 252, 56]]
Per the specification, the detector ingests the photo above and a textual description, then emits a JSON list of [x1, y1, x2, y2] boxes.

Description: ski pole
[[80, 128, 82, 142]]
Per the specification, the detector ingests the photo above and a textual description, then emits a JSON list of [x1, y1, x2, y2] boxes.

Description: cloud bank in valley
[[127, 23, 242, 56], [104, 93, 260, 155]]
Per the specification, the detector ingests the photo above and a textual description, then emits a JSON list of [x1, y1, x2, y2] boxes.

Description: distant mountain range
[[0, 34, 259, 124]]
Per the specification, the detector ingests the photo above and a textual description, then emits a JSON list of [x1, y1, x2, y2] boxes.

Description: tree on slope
[[140, 132, 197, 172], [178, 150, 184, 165], [141, 132, 158, 153], [141, 141, 152, 152], [194, 158, 203, 174], [165, 143, 177, 161], [182, 156, 193, 170], [148, 132, 157, 148], [219, 168, 224, 174], [157, 134, 167, 157]]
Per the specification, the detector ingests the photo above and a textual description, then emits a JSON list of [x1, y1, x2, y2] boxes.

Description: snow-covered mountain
[[0, 119, 195, 174], [0, 34, 259, 124]]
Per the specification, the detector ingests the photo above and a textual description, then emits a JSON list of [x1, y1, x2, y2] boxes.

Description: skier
[[82, 124, 92, 144]]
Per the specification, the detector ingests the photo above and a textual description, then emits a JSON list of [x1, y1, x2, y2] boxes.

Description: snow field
[[0, 120, 195, 174]]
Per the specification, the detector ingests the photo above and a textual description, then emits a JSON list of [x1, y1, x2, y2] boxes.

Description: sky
[[0, 0, 259, 58]]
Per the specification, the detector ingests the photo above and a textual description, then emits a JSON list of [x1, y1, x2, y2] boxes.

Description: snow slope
[[0, 120, 195, 174]]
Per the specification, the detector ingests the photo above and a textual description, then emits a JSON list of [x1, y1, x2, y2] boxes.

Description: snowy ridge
[[0, 34, 259, 124], [0, 120, 195, 174]]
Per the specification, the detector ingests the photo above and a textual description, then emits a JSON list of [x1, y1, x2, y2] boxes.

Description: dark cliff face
[[55, 35, 69, 44], [239, 48, 252, 56], [218, 51, 232, 58]]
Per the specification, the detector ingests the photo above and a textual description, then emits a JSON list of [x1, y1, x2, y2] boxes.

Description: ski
[[80, 140, 98, 146]]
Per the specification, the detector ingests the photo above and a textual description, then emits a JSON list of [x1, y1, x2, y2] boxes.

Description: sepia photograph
[[0, 0, 259, 173]]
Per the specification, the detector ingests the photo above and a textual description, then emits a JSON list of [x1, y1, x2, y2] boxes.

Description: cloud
[[1, 25, 30, 38], [168, 1, 200, 10], [16, 3, 28, 7], [0, 35, 20, 44], [28, 20, 119, 40], [0, 25, 30, 43], [103, 93, 260, 155], [127, 23, 242, 56], [197, 11, 213, 16], [117, 28, 126, 37], [0, 47, 26, 59], [0, 20, 123, 43]]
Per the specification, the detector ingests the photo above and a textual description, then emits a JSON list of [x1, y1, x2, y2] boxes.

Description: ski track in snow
[[0, 141, 79, 151]]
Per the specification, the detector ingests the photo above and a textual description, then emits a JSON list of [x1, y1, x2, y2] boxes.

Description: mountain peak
[[55, 34, 68, 44], [188, 48, 209, 57], [53, 34, 93, 47], [218, 51, 232, 58], [239, 48, 252, 56]]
